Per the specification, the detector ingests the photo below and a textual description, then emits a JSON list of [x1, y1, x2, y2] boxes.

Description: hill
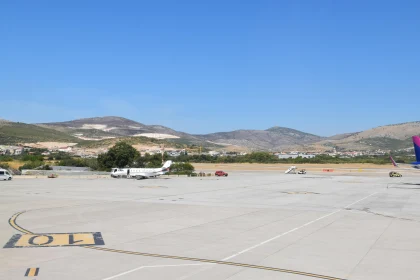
[[40, 116, 198, 140], [3, 116, 420, 152], [75, 136, 187, 150], [326, 132, 358, 141], [317, 122, 420, 151], [195, 126, 324, 151], [37, 117, 217, 150], [39, 117, 325, 151], [0, 121, 80, 144]]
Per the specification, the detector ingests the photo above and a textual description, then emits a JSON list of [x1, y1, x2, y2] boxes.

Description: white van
[[0, 169, 12, 181]]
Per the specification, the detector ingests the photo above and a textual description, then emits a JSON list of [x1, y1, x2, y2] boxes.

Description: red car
[[215, 170, 228, 177]]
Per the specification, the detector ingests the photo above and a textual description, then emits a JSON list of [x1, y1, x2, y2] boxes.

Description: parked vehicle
[[0, 169, 13, 181], [389, 171, 402, 177], [215, 170, 228, 177]]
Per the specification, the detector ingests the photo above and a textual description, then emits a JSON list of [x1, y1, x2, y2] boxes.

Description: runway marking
[[222, 192, 377, 261], [101, 263, 209, 280], [4, 232, 104, 248], [85, 246, 345, 280], [6, 203, 362, 280], [9, 211, 33, 234], [25, 268, 39, 277], [283, 191, 319, 194], [6, 211, 105, 248], [7, 211, 346, 279]]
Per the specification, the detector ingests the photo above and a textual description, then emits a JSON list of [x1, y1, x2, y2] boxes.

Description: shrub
[[0, 163, 10, 169], [19, 161, 44, 170], [41, 164, 53, 170], [56, 158, 98, 170], [0, 156, 13, 162], [169, 162, 195, 175], [22, 154, 44, 162]]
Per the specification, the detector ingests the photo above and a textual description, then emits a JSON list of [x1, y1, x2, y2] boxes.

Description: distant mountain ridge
[[195, 127, 324, 151], [38, 116, 325, 150], [317, 122, 420, 151], [1, 116, 420, 151], [40, 116, 198, 140]]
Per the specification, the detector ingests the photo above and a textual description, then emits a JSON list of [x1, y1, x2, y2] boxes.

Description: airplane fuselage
[[111, 161, 172, 179]]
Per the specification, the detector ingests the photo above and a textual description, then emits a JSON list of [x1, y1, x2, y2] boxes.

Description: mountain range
[[1, 116, 419, 152]]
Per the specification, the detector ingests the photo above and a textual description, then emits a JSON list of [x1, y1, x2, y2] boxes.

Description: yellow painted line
[[85, 246, 346, 280], [8, 211, 346, 280], [25, 268, 39, 277], [9, 211, 33, 234], [7, 212, 104, 248], [28, 268, 36, 277]]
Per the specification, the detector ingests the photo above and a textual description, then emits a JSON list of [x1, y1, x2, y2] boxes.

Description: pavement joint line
[[101, 263, 210, 280], [8, 210, 347, 280], [84, 246, 345, 280], [222, 192, 378, 261], [172, 191, 379, 279]]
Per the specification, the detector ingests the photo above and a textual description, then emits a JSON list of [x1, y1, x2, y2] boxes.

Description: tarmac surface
[[1, 170, 420, 280]]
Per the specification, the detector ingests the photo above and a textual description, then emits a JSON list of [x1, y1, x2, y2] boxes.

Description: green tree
[[131, 154, 146, 168], [23, 154, 44, 162], [19, 161, 44, 170], [146, 154, 164, 168], [97, 142, 140, 170], [0, 156, 13, 162], [170, 162, 195, 175]]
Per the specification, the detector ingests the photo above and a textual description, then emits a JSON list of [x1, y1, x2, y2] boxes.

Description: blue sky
[[1, 0, 419, 136]]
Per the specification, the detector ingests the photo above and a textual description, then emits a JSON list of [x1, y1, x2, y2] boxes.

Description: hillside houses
[[0, 145, 23, 155]]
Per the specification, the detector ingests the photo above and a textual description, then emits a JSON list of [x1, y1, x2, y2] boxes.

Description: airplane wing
[[390, 156, 420, 170], [134, 171, 160, 179]]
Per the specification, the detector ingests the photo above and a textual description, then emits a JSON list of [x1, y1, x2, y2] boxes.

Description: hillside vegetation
[[75, 136, 185, 149], [2, 117, 420, 152], [196, 127, 323, 151], [0, 122, 79, 144], [321, 122, 420, 151]]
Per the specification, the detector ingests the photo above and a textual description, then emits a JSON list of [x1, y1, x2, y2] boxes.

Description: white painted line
[[103, 192, 378, 280], [101, 263, 209, 280], [222, 192, 377, 261], [178, 192, 378, 279]]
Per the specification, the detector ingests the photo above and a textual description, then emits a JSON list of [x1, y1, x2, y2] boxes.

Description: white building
[[278, 154, 315, 159], [209, 151, 220, 156], [14, 147, 23, 155], [58, 147, 73, 153]]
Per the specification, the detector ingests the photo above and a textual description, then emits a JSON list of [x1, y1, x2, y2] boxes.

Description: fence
[[21, 170, 110, 176]]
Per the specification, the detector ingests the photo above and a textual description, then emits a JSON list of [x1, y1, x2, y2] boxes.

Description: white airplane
[[111, 160, 173, 179], [390, 136, 420, 170]]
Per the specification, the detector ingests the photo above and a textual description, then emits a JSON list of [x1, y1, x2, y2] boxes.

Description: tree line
[[1, 142, 415, 173], [168, 152, 413, 165]]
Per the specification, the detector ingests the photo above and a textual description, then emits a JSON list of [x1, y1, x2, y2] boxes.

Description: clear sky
[[1, 0, 419, 136]]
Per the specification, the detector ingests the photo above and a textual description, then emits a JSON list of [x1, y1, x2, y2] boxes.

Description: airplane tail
[[162, 160, 172, 170], [413, 136, 420, 162], [390, 156, 398, 167]]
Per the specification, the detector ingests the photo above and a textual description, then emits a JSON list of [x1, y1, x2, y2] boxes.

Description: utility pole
[[161, 144, 165, 164]]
